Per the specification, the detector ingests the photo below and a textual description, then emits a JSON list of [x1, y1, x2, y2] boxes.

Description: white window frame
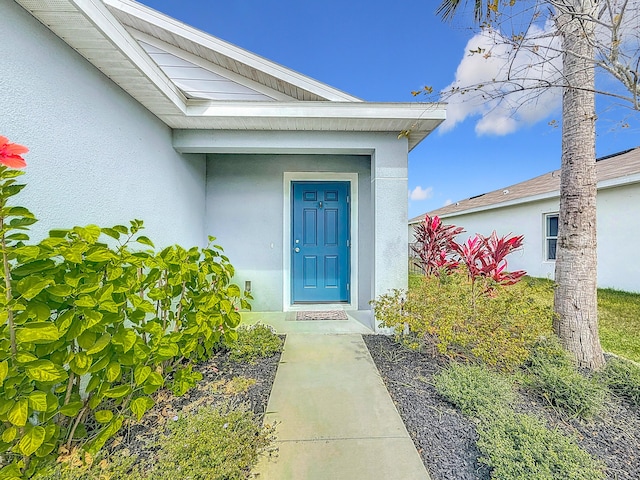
[[544, 213, 559, 262]]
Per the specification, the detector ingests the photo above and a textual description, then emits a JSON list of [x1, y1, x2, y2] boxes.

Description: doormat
[[296, 310, 349, 321]]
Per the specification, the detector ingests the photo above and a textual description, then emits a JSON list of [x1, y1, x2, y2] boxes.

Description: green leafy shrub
[[599, 357, 640, 406], [476, 411, 604, 480], [525, 338, 607, 419], [373, 272, 554, 370], [434, 363, 515, 417], [147, 403, 274, 480], [228, 324, 283, 363], [0, 141, 251, 478]]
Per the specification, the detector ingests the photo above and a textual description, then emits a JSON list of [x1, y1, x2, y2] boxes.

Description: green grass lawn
[[598, 288, 640, 362], [408, 274, 640, 362]]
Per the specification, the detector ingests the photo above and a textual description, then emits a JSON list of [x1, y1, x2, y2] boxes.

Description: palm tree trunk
[[553, 0, 605, 370]]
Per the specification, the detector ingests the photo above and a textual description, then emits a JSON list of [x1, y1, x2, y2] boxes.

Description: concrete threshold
[[253, 334, 430, 480], [241, 311, 375, 334]]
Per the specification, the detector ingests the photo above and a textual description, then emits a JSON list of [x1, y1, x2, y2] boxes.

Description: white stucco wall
[[433, 182, 640, 293], [439, 198, 559, 281], [597, 183, 640, 292], [1, 1, 206, 247], [205, 154, 373, 311]]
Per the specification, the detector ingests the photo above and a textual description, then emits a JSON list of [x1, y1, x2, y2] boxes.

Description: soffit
[[16, 0, 186, 117], [15, 0, 446, 150]]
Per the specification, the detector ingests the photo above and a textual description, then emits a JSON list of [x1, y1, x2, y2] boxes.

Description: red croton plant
[[411, 214, 464, 276], [413, 214, 526, 289]]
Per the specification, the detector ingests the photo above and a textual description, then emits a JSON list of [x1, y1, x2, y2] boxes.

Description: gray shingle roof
[[409, 147, 640, 224]]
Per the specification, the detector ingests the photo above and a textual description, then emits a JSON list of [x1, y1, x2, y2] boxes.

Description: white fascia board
[[104, 0, 362, 102], [598, 172, 640, 190], [435, 190, 561, 219], [72, 0, 187, 112], [185, 101, 447, 122], [425, 173, 640, 222], [130, 29, 293, 102]]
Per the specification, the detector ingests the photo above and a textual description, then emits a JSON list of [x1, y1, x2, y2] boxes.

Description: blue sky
[[139, 0, 639, 219]]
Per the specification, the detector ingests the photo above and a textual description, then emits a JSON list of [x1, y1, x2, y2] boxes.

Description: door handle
[[294, 247, 300, 253]]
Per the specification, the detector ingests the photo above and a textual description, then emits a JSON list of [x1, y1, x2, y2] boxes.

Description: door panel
[[292, 181, 349, 303]]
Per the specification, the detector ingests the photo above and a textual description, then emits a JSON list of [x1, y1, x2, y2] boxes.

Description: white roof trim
[[104, 0, 362, 102], [185, 101, 446, 120], [75, 0, 187, 112], [411, 171, 640, 223]]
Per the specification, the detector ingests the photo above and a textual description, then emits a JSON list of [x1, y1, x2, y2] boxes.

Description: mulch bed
[[363, 334, 640, 480], [111, 343, 283, 461]]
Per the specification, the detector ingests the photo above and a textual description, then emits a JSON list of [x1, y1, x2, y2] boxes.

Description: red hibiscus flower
[[0, 136, 28, 168]]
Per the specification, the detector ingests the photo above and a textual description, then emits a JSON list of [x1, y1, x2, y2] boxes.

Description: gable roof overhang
[[16, 0, 446, 151]]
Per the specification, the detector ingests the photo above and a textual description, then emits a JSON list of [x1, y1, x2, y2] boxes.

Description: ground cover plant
[[368, 215, 640, 479], [0, 136, 255, 478], [365, 335, 640, 480], [599, 357, 640, 406], [524, 337, 607, 419], [31, 327, 283, 479]]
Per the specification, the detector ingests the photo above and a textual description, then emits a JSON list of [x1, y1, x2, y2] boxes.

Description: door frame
[[283, 172, 358, 310]]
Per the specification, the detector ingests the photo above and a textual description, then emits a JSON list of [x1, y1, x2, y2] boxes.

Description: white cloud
[[440, 22, 562, 136], [443, 199, 453, 206], [409, 186, 433, 201]]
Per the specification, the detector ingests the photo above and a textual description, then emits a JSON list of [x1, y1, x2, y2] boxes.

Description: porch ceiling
[[16, 0, 446, 150]]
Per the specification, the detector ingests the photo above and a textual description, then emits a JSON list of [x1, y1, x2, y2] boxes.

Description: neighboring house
[[2, 0, 446, 328], [409, 147, 640, 293]]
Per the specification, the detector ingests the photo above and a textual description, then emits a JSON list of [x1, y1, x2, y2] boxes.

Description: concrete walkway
[[253, 333, 430, 480]]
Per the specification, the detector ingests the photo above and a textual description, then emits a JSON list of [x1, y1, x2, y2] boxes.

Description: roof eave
[[409, 171, 640, 223], [177, 101, 446, 150], [104, 0, 363, 102], [16, 0, 187, 115]]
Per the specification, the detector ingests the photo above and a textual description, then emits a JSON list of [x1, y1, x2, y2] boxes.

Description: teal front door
[[291, 181, 350, 303]]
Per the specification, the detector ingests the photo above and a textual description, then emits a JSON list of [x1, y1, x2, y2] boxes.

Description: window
[[545, 214, 558, 261]]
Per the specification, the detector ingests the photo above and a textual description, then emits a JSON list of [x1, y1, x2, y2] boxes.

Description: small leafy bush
[[476, 411, 604, 480], [374, 272, 554, 370], [382, 215, 544, 370], [525, 338, 607, 419], [228, 324, 283, 363], [33, 404, 274, 480], [599, 357, 640, 406], [147, 403, 275, 480], [0, 137, 251, 478], [434, 363, 515, 418]]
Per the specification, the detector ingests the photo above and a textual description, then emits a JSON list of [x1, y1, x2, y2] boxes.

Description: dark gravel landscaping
[[364, 334, 640, 480]]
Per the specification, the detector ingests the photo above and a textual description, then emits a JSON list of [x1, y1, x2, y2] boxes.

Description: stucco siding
[[205, 154, 373, 311], [433, 183, 640, 293], [1, 1, 206, 247], [440, 199, 559, 281], [597, 183, 640, 292]]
